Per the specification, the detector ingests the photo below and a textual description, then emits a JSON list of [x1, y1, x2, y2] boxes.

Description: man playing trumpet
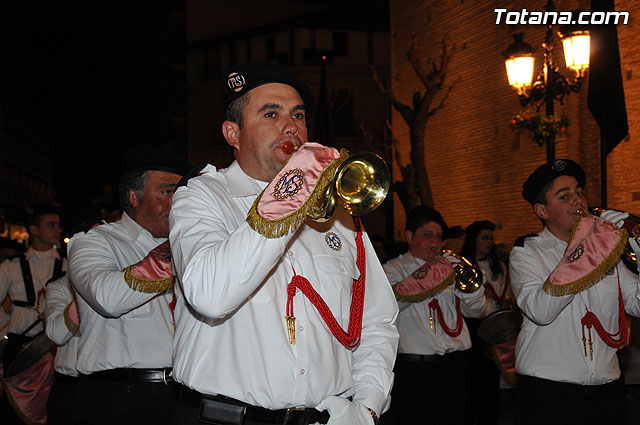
[[169, 61, 398, 425], [511, 159, 640, 425]]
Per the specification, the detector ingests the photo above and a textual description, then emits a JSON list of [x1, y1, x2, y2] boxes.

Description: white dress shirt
[[45, 275, 79, 377], [0, 247, 67, 336], [383, 252, 487, 355], [169, 162, 399, 414], [510, 227, 640, 385], [68, 212, 174, 374]]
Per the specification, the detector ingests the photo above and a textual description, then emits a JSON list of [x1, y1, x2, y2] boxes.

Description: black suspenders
[[13, 255, 64, 308]]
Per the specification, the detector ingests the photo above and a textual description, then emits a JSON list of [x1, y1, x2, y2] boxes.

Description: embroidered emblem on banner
[[568, 243, 585, 263], [272, 168, 304, 200], [325, 232, 342, 251], [413, 267, 428, 280], [227, 72, 246, 93]]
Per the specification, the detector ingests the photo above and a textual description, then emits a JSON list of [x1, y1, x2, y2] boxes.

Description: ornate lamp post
[[503, 1, 590, 163]]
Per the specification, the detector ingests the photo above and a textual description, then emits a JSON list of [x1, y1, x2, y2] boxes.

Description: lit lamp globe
[[504, 33, 535, 96], [558, 29, 590, 77]]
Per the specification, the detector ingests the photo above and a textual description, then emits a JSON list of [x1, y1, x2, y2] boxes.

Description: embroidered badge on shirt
[[272, 168, 304, 200], [568, 243, 584, 263], [325, 232, 342, 251]]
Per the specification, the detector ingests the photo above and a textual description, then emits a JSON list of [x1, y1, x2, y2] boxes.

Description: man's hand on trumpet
[[599, 209, 630, 228]]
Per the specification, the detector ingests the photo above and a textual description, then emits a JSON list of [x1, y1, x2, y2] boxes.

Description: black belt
[[86, 368, 173, 384], [53, 371, 80, 385], [397, 351, 466, 363], [397, 353, 441, 363], [176, 384, 330, 425]]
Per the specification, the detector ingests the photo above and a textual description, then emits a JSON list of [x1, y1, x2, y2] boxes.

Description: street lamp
[[503, 1, 590, 163]]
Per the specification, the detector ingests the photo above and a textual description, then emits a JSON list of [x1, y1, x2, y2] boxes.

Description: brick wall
[[389, 0, 639, 247]]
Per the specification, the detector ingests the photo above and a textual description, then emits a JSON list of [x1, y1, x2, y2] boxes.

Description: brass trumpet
[[575, 207, 640, 271], [442, 250, 484, 293], [308, 152, 390, 222], [575, 207, 640, 237]]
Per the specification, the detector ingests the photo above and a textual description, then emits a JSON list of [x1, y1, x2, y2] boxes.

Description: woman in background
[[460, 220, 511, 425]]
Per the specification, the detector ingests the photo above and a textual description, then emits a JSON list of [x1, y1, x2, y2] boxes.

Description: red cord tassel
[[428, 297, 464, 337], [284, 218, 366, 349], [580, 266, 628, 360]]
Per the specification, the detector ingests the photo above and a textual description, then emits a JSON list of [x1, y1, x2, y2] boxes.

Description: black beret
[[123, 145, 193, 177], [522, 159, 586, 205], [221, 61, 315, 119]]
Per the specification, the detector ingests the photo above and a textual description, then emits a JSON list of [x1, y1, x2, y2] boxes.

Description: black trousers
[[465, 317, 500, 425], [72, 374, 176, 425], [516, 374, 627, 425], [47, 372, 79, 425], [389, 350, 469, 425]]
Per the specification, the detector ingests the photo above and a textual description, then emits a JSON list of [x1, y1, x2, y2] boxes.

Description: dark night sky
[[1, 3, 171, 219], [2, 1, 388, 221]]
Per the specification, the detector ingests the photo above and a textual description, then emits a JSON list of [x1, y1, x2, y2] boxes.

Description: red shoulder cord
[[580, 265, 628, 361], [285, 217, 366, 349], [427, 297, 464, 337], [169, 293, 177, 329]]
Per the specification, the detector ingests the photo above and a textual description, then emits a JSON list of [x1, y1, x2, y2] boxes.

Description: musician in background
[[383, 205, 487, 425], [511, 159, 640, 425], [45, 214, 103, 424], [0, 205, 66, 424], [68, 146, 191, 425]]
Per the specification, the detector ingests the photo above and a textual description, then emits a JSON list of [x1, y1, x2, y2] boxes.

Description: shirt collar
[[539, 227, 567, 251], [224, 161, 268, 197], [25, 246, 60, 262], [120, 211, 156, 243]]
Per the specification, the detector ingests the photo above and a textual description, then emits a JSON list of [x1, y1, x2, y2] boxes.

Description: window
[[267, 36, 276, 60], [333, 32, 348, 56], [332, 89, 354, 137]]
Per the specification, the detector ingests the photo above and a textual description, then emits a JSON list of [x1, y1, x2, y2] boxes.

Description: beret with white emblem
[[221, 61, 315, 119], [522, 159, 586, 205]]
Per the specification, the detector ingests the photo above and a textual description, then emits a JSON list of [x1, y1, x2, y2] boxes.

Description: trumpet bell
[[455, 257, 483, 293], [335, 152, 390, 217], [443, 250, 484, 293], [309, 152, 390, 222]]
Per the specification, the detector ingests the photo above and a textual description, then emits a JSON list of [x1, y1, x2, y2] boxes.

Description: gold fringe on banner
[[246, 149, 349, 239], [543, 224, 629, 296], [392, 271, 455, 303], [122, 266, 175, 293], [63, 302, 80, 335]]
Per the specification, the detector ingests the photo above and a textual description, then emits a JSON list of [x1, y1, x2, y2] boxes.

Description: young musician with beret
[[383, 205, 487, 425], [511, 159, 640, 425], [169, 61, 398, 425]]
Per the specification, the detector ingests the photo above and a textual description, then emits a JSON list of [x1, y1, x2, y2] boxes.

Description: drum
[[477, 309, 522, 385], [478, 309, 522, 347], [5, 332, 55, 378]]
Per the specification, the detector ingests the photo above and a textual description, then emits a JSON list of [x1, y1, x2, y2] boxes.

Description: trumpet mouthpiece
[[282, 142, 298, 155], [575, 208, 589, 216]]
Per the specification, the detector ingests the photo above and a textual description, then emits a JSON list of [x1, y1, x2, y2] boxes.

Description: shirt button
[[288, 251, 294, 257], [300, 369, 306, 375], [340, 266, 346, 273], [299, 325, 304, 332]]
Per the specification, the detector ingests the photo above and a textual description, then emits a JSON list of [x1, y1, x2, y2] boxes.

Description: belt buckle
[[162, 369, 168, 385], [284, 407, 309, 425]]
